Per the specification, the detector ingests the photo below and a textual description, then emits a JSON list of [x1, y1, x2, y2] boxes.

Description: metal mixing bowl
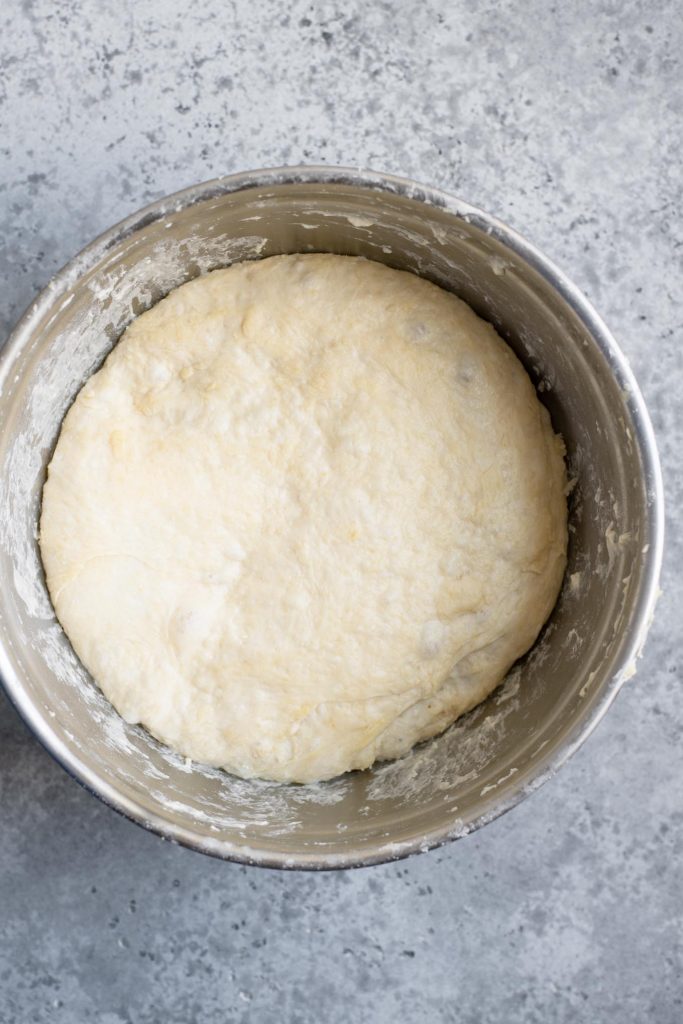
[[0, 167, 663, 868]]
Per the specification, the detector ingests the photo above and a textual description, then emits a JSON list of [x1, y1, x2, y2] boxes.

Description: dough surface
[[40, 254, 567, 783]]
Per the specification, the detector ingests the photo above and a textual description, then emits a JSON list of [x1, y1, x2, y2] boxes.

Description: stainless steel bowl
[[0, 167, 663, 868]]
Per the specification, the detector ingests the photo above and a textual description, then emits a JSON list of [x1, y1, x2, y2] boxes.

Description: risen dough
[[40, 254, 567, 783]]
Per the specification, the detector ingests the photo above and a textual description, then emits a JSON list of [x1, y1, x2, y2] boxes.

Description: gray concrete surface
[[1, 1, 681, 1021]]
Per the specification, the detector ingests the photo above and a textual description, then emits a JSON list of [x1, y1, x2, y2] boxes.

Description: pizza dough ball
[[40, 254, 567, 783]]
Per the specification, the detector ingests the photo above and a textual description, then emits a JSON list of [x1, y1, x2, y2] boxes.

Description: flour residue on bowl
[[367, 665, 524, 803]]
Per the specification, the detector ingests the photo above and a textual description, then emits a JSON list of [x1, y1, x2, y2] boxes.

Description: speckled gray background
[[1, 1, 681, 1021]]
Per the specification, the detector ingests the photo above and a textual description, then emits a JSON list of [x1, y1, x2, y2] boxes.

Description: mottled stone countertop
[[0, 2, 681, 1022]]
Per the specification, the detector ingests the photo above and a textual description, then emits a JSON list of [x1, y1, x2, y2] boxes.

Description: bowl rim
[[0, 164, 665, 869]]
